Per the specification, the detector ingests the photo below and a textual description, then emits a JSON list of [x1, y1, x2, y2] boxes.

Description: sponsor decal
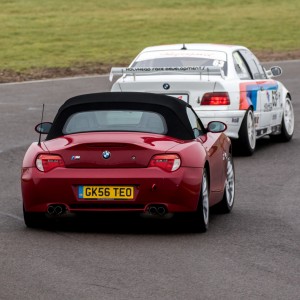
[[266, 90, 270, 102], [239, 81, 278, 110], [272, 90, 279, 107], [213, 60, 225, 68], [125, 66, 211, 72], [264, 103, 273, 112], [256, 128, 267, 136]]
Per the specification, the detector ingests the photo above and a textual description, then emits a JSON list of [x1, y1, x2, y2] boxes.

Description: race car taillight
[[149, 154, 181, 172], [36, 154, 65, 172], [201, 92, 230, 105]]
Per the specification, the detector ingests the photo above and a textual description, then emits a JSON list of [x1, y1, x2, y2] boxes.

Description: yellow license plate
[[78, 186, 134, 200]]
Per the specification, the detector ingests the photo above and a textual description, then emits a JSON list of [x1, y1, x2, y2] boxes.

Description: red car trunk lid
[[43, 132, 183, 168]]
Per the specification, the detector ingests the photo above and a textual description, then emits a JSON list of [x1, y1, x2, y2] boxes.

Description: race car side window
[[256, 62, 267, 79], [239, 49, 266, 79], [250, 53, 267, 79], [186, 107, 204, 138], [232, 52, 251, 80]]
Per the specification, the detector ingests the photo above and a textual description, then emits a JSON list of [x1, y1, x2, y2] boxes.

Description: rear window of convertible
[[63, 110, 167, 135]]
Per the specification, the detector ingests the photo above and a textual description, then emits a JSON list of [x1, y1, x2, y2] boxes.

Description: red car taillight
[[201, 92, 230, 105], [36, 154, 65, 172], [149, 154, 181, 172]]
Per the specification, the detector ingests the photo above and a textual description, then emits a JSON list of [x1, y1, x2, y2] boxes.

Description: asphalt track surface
[[0, 61, 299, 299]]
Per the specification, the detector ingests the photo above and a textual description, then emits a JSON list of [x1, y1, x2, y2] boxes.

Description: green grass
[[1, 0, 300, 72]]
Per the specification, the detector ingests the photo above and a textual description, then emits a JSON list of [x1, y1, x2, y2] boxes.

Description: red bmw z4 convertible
[[21, 92, 235, 231]]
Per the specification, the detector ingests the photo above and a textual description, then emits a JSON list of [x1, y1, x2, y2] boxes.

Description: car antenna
[[38, 104, 45, 146], [181, 43, 187, 50]]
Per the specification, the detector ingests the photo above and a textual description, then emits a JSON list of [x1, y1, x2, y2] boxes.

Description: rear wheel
[[237, 108, 256, 156], [191, 168, 209, 232], [270, 97, 294, 142], [214, 154, 235, 213], [23, 205, 46, 228]]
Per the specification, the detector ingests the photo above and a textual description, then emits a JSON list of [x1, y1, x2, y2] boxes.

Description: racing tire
[[237, 108, 256, 156], [270, 97, 294, 142], [214, 154, 235, 213], [191, 168, 210, 232], [23, 205, 46, 228]]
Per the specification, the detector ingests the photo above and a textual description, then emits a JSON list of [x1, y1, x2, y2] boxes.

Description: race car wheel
[[270, 97, 294, 142], [23, 205, 46, 228], [192, 168, 210, 232], [238, 108, 256, 156], [215, 154, 235, 213]]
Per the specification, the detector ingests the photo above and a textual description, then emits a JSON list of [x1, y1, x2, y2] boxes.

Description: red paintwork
[[22, 131, 230, 214]]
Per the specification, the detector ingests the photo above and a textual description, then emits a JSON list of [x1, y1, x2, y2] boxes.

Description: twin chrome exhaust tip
[[47, 204, 168, 218], [147, 205, 167, 217], [47, 205, 66, 216]]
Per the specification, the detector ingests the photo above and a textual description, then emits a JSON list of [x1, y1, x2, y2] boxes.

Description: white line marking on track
[[27, 107, 41, 111], [0, 211, 23, 221], [0, 74, 109, 86]]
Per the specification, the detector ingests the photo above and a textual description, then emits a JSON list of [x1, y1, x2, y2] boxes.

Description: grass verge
[[1, 0, 299, 82]]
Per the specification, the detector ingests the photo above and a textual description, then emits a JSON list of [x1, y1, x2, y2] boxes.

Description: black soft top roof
[[46, 92, 199, 140]]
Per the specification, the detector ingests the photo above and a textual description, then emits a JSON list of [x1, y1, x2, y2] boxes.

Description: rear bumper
[[21, 166, 203, 214], [194, 109, 246, 139]]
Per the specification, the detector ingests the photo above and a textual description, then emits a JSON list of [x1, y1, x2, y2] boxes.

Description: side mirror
[[35, 122, 52, 134], [267, 66, 282, 78], [207, 121, 227, 133]]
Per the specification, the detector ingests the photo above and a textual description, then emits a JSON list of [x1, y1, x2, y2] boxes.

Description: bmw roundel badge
[[163, 83, 170, 90], [102, 150, 111, 159]]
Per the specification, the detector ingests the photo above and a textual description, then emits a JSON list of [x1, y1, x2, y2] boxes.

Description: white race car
[[110, 44, 294, 155]]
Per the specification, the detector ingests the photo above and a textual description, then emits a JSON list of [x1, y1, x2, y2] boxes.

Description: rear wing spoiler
[[109, 66, 225, 81]]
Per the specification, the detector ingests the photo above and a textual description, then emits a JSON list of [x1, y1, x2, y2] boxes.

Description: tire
[[270, 97, 294, 142], [191, 168, 210, 232], [237, 108, 256, 156], [214, 154, 235, 213], [23, 205, 46, 228]]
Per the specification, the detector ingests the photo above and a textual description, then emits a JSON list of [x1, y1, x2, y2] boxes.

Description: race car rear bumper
[[194, 109, 246, 139]]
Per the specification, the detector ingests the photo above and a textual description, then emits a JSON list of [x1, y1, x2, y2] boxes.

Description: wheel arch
[[238, 105, 254, 134], [236, 105, 256, 155], [281, 92, 292, 114], [280, 82, 291, 105], [196, 161, 210, 212], [229, 142, 233, 156], [204, 161, 210, 191]]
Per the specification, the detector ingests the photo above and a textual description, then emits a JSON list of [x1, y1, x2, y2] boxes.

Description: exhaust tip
[[54, 205, 63, 215], [157, 206, 166, 216], [147, 205, 167, 217], [47, 205, 55, 215], [148, 206, 158, 215], [47, 204, 66, 216]]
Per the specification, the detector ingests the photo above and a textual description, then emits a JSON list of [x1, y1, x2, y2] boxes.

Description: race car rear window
[[63, 110, 167, 135], [132, 50, 228, 75]]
